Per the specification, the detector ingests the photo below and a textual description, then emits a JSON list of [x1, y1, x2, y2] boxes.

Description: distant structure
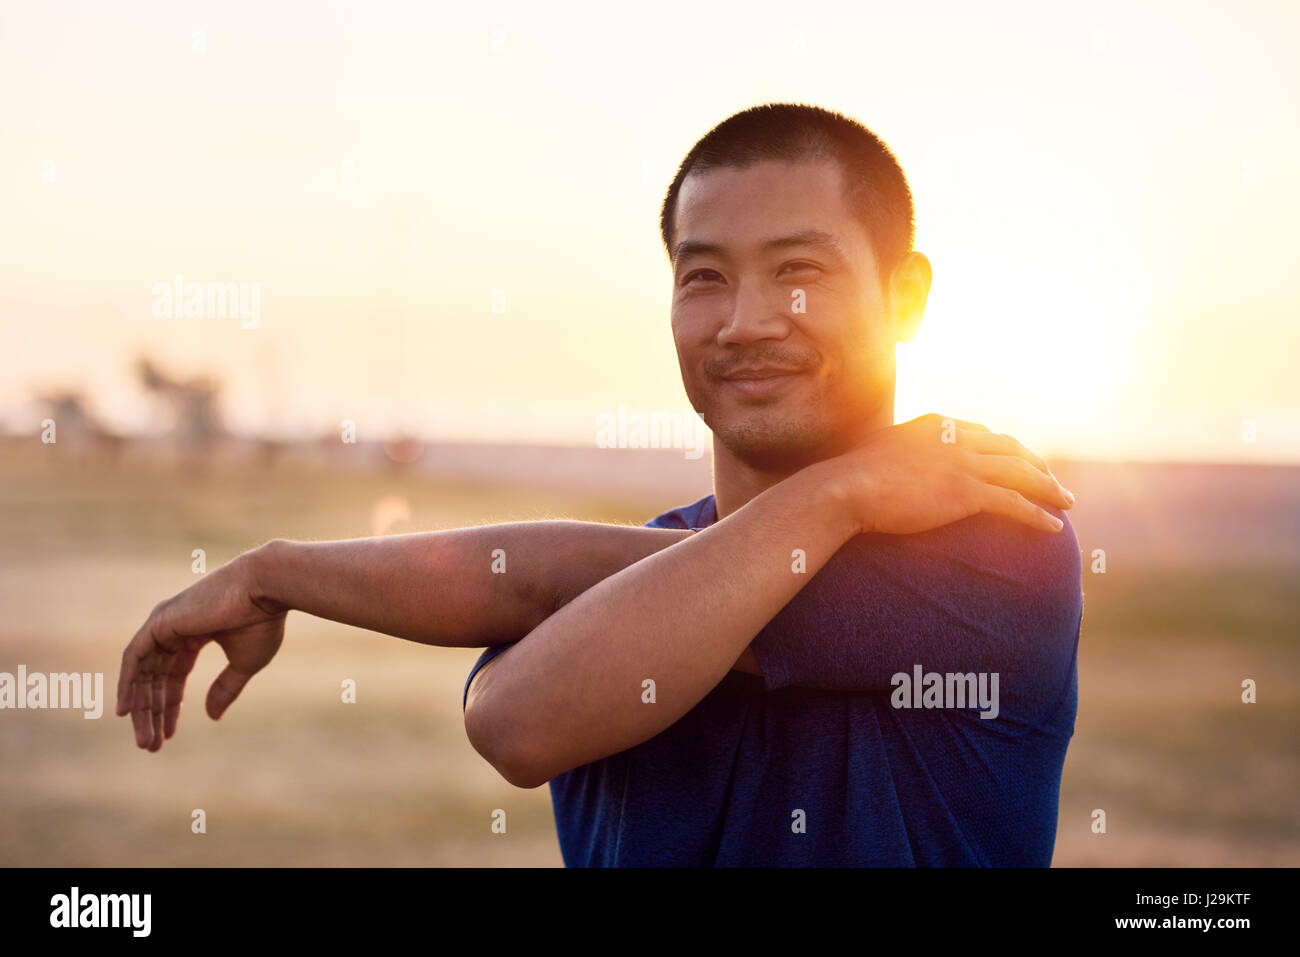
[[37, 389, 126, 463], [135, 356, 225, 448]]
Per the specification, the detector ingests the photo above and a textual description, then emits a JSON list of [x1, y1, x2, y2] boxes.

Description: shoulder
[[804, 504, 1084, 637], [896, 504, 1082, 596], [847, 505, 1085, 643]]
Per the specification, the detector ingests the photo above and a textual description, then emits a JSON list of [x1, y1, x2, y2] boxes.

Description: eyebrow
[[671, 229, 848, 271]]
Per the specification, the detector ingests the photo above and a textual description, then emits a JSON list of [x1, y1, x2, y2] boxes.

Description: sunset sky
[[2, 0, 1298, 462]]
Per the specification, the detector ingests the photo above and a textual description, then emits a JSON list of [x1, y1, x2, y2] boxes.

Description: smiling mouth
[[717, 369, 805, 397]]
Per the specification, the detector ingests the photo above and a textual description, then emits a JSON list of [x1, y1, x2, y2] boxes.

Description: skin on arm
[[115, 521, 699, 751], [252, 524, 695, 648], [253, 528, 763, 667], [465, 414, 1074, 787]]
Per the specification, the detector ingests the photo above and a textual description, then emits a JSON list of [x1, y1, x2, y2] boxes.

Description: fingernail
[[1050, 515, 1064, 530], [1062, 487, 1075, 505]]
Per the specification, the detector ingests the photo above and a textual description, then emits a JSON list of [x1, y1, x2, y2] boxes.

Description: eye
[[780, 261, 819, 277], [681, 269, 723, 286]]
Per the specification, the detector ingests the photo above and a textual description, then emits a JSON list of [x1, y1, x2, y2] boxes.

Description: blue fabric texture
[[463, 493, 1082, 866]]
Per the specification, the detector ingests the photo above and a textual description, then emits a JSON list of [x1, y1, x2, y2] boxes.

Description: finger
[[149, 658, 170, 752], [967, 434, 1074, 505], [206, 665, 253, 721], [131, 654, 154, 749], [952, 419, 989, 432], [972, 453, 1073, 510], [966, 430, 1049, 472], [116, 644, 136, 717], [119, 603, 176, 718], [117, 618, 155, 717], [1005, 433, 1066, 489], [967, 429, 1066, 496], [979, 484, 1063, 533], [163, 646, 201, 739]]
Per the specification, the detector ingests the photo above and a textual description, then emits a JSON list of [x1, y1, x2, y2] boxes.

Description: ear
[[888, 252, 932, 345]]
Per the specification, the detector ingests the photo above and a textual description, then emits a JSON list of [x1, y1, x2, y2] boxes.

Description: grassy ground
[[1, 446, 1296, 866]]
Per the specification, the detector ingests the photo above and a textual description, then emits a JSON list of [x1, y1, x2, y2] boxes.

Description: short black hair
[[659, 102, 916, 288]]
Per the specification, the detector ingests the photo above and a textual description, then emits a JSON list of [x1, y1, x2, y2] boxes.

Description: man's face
[[669, 157, 900, 472]]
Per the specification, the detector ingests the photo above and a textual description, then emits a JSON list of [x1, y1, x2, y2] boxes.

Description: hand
[[116, 548, 286, 751], [836, 413, 1075, 536]]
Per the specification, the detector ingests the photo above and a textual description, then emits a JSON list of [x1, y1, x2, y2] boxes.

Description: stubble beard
[[701, 380, 891, 474], [704, 397, 847, 474]]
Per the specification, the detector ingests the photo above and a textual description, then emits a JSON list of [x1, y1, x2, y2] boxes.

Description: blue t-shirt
[[463, 493, 1082, 866]]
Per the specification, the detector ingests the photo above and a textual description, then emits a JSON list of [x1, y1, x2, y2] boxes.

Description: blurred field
[[1, 442, 1297, 866]]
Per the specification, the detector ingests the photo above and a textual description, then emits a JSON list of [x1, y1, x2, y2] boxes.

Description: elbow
[[464, 696, 552, 790]]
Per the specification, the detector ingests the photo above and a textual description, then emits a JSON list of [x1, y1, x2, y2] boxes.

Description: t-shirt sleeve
[[749, 507, 1083, 721], [462, 642, 516, 711]]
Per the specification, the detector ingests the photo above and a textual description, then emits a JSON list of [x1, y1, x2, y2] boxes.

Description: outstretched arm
[[253, 523, 692, 648], [115, 520, 698, 751]]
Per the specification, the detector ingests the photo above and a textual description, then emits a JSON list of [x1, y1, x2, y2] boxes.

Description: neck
[[711, 400, 895, 520]]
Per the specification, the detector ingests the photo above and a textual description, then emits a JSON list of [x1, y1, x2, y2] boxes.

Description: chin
[[712, 415, 839, 473]]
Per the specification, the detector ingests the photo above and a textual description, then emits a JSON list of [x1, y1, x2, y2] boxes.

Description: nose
[[716, 276, 793, 348]]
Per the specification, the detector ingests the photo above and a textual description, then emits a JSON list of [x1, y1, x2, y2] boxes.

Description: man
[[118, 102, 1082, 866]]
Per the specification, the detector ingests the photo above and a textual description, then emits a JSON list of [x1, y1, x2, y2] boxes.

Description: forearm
[[116, 516, 695, 751], [465, 460, 859, 786], [251, 523, 691, 647]]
